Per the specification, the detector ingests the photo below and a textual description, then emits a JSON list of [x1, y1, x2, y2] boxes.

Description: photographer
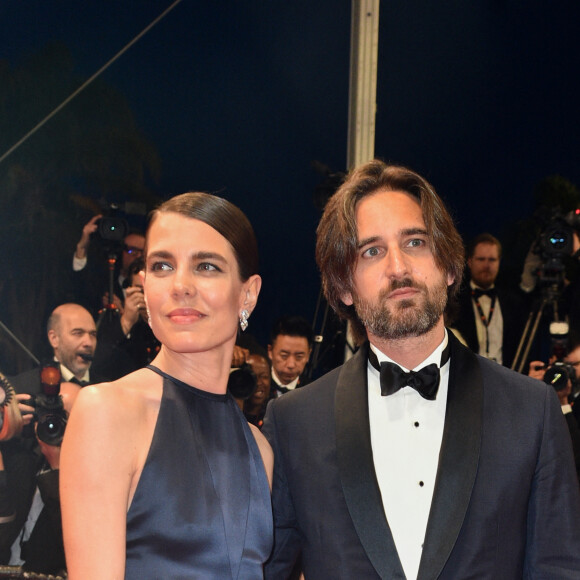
[[529, 350, 580, 483], [91, 259, 160, 382], [0, 302, 95, 574], [0, 376, 80, 575], [520, 209, 580, 333], [72, 214, 145, 315]]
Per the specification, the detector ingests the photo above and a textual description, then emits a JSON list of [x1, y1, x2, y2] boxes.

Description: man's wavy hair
[[315, 160, 465, 344]]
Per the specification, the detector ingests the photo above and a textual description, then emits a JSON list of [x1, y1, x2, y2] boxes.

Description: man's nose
[[386, 247, 409, 277]]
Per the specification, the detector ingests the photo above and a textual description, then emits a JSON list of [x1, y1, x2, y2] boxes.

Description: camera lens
[[99, 217, 128, 242], [548, 230, 569, 250], [543, 365, 570, 391], [37, 414, 67, 445]]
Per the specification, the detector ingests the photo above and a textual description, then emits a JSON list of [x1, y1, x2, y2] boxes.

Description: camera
[[533, 208, 580, 286], [543, 360, 577, 392], [98, 202, 129, 244], [227, 364, 257, 401], [539, 215, 575, 260], [28, 363, 68, 446]]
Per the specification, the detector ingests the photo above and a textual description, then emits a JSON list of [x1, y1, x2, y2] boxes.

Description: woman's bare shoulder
[[72, 368, 162, 427]]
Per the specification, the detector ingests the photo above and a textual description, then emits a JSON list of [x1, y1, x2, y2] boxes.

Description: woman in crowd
[[61, 192, 273, 579]]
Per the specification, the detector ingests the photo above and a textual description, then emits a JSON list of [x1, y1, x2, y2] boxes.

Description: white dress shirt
[[470, 281, 503, 364], [368, 332, 450, 580]]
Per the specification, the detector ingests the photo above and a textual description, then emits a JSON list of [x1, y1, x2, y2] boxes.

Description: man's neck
[[368, 319, 446, 370], [271, 369, 298, 390], [470, 280, 495, 291]]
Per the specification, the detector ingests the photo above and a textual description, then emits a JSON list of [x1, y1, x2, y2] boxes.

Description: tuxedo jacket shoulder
[[263, 334, 580, 580]]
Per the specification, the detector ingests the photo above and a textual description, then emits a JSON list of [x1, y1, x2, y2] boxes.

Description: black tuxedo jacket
[[263, 333, 580, 579], [453, 283, 527, 369]]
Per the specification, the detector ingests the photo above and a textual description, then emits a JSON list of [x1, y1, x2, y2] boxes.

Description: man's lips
[[387, 287, 419, 299], [167, 308, 205, 324]]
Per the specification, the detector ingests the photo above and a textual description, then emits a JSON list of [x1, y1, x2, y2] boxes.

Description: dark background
[[1, 0, 579, 372]]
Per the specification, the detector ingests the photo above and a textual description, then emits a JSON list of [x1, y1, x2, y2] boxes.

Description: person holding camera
[[0, 378, 79, 575], [61, 193, 273, 579], [528, 344, 580, 483], [71, 214, 145, 315], [0, 304, 87, 577], [90, 258, 160, 382]]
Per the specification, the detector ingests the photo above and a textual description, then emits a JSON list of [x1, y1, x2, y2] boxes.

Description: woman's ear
[[241, 275, 262, 316]]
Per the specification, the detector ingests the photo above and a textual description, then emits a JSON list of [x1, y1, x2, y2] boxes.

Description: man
[[263, 161, 580, 579], [563, 334, 580, 426], [267, 315, 313, 397], [244, 353, 272, 428], [46, 303, 98, 385], [72, 214, 145, 314], [0, 303, 93, 573], [91, 259, 160, 382], [454, 233, 524, 368]]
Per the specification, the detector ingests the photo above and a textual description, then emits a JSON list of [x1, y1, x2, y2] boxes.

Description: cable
[[0, 0, 184, 166]]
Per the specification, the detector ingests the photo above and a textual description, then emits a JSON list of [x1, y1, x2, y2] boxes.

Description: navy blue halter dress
[[125, 366, 273, 579]]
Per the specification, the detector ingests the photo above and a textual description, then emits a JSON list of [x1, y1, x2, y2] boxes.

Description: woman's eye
[[198, 262, 221, 272], [150, 262, 172, 272]]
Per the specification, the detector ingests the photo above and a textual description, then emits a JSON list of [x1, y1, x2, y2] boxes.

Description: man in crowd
[[268, 315, 313, 397], [91, 259, 160, 382], [0, 303, 94, 574], [454, 233, 525, 368], [72, 214, 145, 313], [263, 160, 580, 579]]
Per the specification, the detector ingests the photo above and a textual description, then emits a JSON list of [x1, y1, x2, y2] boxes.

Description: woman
[[60, 193, 273, 579]]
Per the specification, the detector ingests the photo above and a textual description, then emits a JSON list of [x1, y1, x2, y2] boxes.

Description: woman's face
[[143, 212, 259, 355]]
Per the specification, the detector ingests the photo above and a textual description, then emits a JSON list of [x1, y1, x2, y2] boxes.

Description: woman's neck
[[151, 345, 234, 394]]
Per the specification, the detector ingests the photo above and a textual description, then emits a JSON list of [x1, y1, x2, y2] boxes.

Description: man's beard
[[353, 276, 448, 341]]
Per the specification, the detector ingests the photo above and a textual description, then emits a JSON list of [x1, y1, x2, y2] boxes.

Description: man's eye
[[363, 247, 380, 257], [408, 239, 424, 248]]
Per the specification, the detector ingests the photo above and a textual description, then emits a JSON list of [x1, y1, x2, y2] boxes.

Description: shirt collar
[[56, 359, 90, 383], [271, 369, 299, 391], [369, 329, 449, 373]]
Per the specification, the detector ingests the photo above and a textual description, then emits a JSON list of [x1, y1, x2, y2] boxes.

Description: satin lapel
[[335, 343, 405, 579], [417, 333, 483, 580]]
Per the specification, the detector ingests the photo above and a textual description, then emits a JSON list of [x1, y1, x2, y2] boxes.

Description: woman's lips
[[167, 308, 204, 324]]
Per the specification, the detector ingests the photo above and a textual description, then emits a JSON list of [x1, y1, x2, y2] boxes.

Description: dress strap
[[146, 364, 168, 380]]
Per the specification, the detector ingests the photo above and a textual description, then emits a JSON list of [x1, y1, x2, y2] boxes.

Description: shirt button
[[419, 481, 424, 487], [414, 421, 420, 427]]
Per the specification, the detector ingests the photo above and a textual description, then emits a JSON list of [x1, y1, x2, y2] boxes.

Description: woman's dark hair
[[147, 192, 259, 281]]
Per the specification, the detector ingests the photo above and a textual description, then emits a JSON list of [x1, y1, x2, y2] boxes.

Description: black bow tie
[[276, 385, 290, 395], [472, 287, 496, 299], [69, 377, 89, 387], [368, 344, 450, 401]]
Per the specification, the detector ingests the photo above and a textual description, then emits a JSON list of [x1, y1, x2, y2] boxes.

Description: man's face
[[467, 242, 500, 289], [122, 233, 145, 273], [246, 354, 271, 407], [565, 345, 580, 380], [268, 335, 311, 385], [48, 305, 97, 379], [342, 190, 453, 343]]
